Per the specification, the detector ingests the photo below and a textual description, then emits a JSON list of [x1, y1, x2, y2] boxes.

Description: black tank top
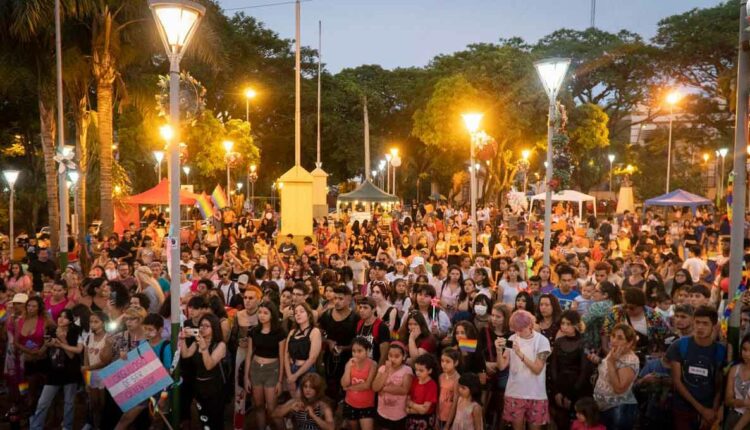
[[288, 326, 313, 361]]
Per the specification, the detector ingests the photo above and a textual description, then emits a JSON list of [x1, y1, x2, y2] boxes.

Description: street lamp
[[534, 57, 571, 266], [148, 1, 204, 422], [520, 149, 531, 194], [390, 149, 402, 197], [608, 154, 615, 193], [665, 90, 682, 193], [248, 164, 258, 216], [244, 87, 257, 123], [182, 165, 190, 184], [223, 139, 234, 194], [153, 150, 165, 183], [462, 112, 483, 254], [718, 147, 729, 206], [3, 170, 19, 260], [385, 153, 393, 193], [68, 171, 80, 235]]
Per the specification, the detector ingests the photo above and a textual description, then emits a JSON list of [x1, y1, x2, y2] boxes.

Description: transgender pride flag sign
[[99, 341, 173, 412]]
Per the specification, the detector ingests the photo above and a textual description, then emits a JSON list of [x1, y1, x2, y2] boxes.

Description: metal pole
[[167, 56, 182, 427], [543, 100, 554, 266], [8, 186, 14, 263], [294, 0, 301, 166], [729, 0, 749, 350], [316, 20, 322, 167], [666, 104, 673, 193], [470, 134, 477, 254], [393, 166, 397, 196], [251, 181, 255, 217], [609, 160, 613, 193], [227, 164, 231, 203], [55, 0, 68, 268]]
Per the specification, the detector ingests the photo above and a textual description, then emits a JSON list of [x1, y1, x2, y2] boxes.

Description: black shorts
[[376, 414, 405, 430], [344, 403, 376, 420]]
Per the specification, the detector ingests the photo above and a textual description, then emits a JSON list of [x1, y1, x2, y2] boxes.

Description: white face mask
[[105, 269, 118, 280], [474, 305, 488, 316]]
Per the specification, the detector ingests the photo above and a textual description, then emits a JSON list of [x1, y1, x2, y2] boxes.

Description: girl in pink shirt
[[372, 341, 413, 430]]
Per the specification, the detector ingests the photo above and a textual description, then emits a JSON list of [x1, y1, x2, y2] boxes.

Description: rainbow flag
[[0, 307, 6, 323], [211, 185, 228, 210], [196, 193, 214, 219], [458, 338, 477, 353], [18, 381, 29, 395]]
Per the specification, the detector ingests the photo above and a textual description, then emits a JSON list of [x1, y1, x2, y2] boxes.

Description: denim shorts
[[250, 360, 280, 388], [290, 362, 316, 388]]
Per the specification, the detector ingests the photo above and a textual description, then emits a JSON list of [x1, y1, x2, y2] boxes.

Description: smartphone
[[505, 340, 514, 349]]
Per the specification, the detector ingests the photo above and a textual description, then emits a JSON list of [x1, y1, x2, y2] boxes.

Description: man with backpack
[[355, 297, 391, 366], [666, 305, 725, 430]]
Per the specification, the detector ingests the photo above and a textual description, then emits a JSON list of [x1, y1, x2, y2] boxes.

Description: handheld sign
[[99, 341, 173, 412]]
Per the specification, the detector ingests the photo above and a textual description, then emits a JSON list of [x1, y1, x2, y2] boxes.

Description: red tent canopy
[[122, 179, 198, 205]]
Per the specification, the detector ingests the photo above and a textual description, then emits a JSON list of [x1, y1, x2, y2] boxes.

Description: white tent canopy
[[529, 189, 597, 218]]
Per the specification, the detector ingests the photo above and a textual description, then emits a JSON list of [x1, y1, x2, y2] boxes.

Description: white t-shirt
[[505, 331, 551, 400], [683, 257, 709, 283], [499, 280, 527, 305]]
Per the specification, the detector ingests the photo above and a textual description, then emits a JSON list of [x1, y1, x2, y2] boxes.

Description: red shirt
[[409, 378, 438, 414]]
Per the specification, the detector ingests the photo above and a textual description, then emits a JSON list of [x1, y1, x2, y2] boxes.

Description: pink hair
[[509, 309, 536, 332]]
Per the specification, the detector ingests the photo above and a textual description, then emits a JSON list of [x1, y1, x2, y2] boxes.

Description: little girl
[[450, 373, 484, 430], [405, 353, 439, 430], [373, 342, 413, 430], [571, 397, 605, 430], [274, 373, 335, 430], [342, 337, 377, 430], [438, 348, 461, 428]]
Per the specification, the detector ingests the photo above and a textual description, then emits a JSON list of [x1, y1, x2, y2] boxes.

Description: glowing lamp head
[[182, 165, 191, 176], [149, 0, 206, 57], [245, 88, 257, 99], [3, 170, 20, 187], [236, 182, 243, 190], [385, 154, 392, 162], [153, 150, 165, 164], [68, 171, 79, 185], [390, 148, 399, 157], [666, 91, 682, 106], [608, 154, 615, 163], [521, 149, 531, 161], [703, 153, 710, 162], [462, 113, 483, 134], [719, 148, 729, 158], [250, 164, 257, 173], [534, 57, 571, 100], [159, 125, 174, 141], [223, 140, 234, 153]]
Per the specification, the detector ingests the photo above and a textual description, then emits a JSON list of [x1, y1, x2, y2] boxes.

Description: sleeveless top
[[345, 360, 375, 408], [438, 373, 459, 422], [17, 317, 45, 353], [734, 364, 750, 414], [45, 297, 69, 321], [292, 403, 323, 430], [194, 343, 224, 380], [86, 333, 107, 368], [450, 398, 478, 430], [288, 326, 313, 362]]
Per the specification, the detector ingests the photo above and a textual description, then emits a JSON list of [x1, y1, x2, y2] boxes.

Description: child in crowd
[[725, 334, 750, 429], [274, 373, 335, 430], [438, 348, 461, 428], [373, 342, 413, 430], [571, 397, 605, 430], [405, 353, 439, 430], [574, 282, 595, 317], [450, 373, 484, 430], [342, 336, 377, 430]]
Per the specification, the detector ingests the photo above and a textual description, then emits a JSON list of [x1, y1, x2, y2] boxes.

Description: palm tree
[[0, 0, 62, 250]]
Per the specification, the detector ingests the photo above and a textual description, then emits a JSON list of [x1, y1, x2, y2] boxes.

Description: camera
[[186, 328, 200, 337]]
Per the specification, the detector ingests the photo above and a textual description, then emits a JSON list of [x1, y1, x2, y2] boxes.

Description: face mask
[[474, 305, 487, 316], [105, 269, 118, 280]]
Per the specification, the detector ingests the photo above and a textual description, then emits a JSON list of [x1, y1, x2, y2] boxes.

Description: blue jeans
[[600, 403, 638, 430], [30, 384, 77, 430]]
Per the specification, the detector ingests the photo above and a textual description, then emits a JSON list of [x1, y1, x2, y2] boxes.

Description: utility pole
[[590, 0, 596, 28], [729, 0, 749, 350]]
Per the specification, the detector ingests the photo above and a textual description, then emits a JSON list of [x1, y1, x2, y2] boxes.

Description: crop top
[[249, 326, 287, 359], [287, 326, 313, 362]]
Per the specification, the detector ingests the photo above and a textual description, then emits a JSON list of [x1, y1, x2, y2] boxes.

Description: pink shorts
[[502, 397, 549, 425]]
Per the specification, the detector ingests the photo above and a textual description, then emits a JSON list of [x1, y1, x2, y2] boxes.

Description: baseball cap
[[410, 256, 425, 269], [372, 262, 387, 270], [396, 259, 406, 265], [237, 274, 249, 285], [11, 293, 29, 304]]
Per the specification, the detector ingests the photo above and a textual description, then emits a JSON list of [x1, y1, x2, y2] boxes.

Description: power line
[[224, 0, 311, 11]]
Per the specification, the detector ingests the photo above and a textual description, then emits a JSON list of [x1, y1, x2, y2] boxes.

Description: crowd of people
[[0, 200, 748, 430]]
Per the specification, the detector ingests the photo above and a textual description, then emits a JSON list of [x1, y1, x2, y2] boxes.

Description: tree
[[568, 103, 610, 191]]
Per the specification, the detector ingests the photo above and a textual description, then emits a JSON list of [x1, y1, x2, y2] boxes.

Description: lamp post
[[153, 150, 165, 183], [385, 153, 392, 193], [665, 90, 681, 193], [244, 87, 256, 123], [223, 140, 234, 195], [390, 148, 401, 197], [248, 164, 258, 216], [534, 57, 571, 266], [462, 113, 483, 254], [718, 147, 728, 206], [608, 154, 615, 193], [378, 161, 386, 189], [521, 149, 531, 194], [55, 0, 68, 268], [3, 170, 19, 260], [68, 171, 79, 235], [148, 1, 205, 426], [182, 165, 190, 185]]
